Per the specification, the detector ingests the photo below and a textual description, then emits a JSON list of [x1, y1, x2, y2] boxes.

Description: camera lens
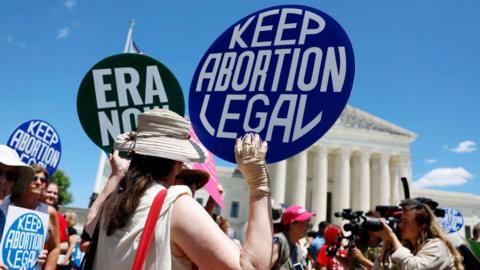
[[362, 218, 383, 231]]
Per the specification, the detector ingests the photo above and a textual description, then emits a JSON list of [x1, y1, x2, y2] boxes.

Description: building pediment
[[334, 105, 417, 139]]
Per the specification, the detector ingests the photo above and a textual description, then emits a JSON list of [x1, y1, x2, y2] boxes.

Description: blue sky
[[1, 0, 478, 207]]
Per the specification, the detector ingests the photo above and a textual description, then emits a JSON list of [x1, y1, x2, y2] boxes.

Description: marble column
[[379, 153, 390, 205], [332, 148, 350, 221], [268, 160, 287, 204], [291, 151, 308, 206], [350, 153, 361, 212], [311, 146, 328, 225], [390, 159, 400, 205], [370, 156, 380, 208], [358, 151, 371, 211]]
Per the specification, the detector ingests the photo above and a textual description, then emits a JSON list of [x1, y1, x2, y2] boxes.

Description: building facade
[[194, 105, 480, 240]]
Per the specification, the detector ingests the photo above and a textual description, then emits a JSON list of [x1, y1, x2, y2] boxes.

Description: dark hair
[[32, 164, 49, 182], [102, 154, 176, 235], [473, 223, 480, 238], [317, 221, 330, 232]]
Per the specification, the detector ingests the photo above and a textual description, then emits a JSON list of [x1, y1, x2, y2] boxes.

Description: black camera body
[[334, 208, 402, 250]]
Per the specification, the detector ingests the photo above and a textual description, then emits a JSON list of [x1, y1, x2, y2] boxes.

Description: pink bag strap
[[132, 189, 168, 270]]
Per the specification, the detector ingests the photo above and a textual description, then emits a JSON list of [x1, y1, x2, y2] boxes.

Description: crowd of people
[[0, 146, 80, 269], [0, 108, 479, 270]]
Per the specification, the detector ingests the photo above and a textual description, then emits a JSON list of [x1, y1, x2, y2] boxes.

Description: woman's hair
[[102, 154, 176, 235], [32, 164, 49, 182], [11, 164, 49, 201], [402, 201, 464, 270], [65, 211, 77, 227]]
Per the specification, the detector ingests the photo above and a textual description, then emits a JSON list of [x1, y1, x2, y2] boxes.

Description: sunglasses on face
[[0, 169, 17, 182], [32, 176, 47, 183]]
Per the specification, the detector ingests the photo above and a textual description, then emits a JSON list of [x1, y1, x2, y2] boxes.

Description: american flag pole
[[90, 19, 136, 207], [123, 19, 135, 53]]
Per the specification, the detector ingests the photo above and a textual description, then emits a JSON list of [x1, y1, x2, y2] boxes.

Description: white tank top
[[94, 183, 193, 270]]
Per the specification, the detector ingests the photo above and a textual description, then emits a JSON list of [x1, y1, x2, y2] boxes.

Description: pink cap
[[281, 205, 316, 225]]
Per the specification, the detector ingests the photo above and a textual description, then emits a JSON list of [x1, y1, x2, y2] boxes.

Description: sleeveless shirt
[[93, 183, 193, 270]]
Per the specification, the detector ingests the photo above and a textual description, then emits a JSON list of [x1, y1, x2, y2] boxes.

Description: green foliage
[[50, 169, 73, 205]]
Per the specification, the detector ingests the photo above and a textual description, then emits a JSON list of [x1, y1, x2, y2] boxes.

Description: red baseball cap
[[281, 205, 315, 225]]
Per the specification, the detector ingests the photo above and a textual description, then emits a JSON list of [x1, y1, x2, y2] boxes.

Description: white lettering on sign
[[195, 7, 347, 144], [9, 124, 60, 168], [91, 65, 171, 146], [200, 94, 322, 142], [3, 214, 45, 269], [228, 8, 325, 48], [98, 106, 165, 146], [196, 47, 346, 93]]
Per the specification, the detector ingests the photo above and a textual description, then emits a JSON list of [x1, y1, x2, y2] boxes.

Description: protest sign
[[188, 123, 223, 208], [71, 240, 84, 268], [77, 53, 185, 153], [0, 206, 49, 270], [438, 207, 464, 234], [189, 5, 355, 163], [7, 120, 61, 175]]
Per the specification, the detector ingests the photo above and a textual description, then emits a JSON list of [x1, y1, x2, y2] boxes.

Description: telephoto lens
[[361, 217, 383, 232]]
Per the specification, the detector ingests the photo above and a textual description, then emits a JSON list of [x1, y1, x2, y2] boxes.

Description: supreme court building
[[194, 105, 480, 240]]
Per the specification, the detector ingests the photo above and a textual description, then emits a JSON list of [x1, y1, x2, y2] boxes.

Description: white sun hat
[[114, 109, 208, 163], [0, 145, 35, 193]]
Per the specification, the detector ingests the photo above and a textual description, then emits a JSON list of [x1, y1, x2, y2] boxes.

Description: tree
[[50, 169, 73, 205]]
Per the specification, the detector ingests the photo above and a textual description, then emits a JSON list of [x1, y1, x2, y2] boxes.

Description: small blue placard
[[0, 206, 49, 270], [7, 120, 62, 176], [71, 240, 84, 268], [189, 5, 355, 163], [438, 207, 464, 234]]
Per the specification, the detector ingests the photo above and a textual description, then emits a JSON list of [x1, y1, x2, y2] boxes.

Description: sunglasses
[[0, 169, 17, 182], [33, 176, 47, 183]]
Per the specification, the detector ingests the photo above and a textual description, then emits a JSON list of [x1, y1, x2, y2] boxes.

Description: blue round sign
[[1, 213, 45, 270], [438, 207, 464, 234], [189, 5, 355, 163], [7, 120, 61, 176]]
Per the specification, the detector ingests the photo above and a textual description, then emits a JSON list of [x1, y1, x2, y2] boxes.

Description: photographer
[[373, 199, 463, 270], [350, 210, 383, 270]]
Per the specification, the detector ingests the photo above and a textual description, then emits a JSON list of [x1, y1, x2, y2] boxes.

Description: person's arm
[[390, 239, 446, 269], [85, 150, 129, 236], [351, 247, 373, 268], [269, 238, 280, 268], [44, 206, 60, 270], [61, 233, 78, 265], [171, 134, 273, 270]]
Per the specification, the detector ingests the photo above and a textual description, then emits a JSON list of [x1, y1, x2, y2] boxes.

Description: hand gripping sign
[[189, 5, 355, 163], [7, 120, 61, 176], [438, 207, 464, 234], [0, 206, 49, 270], [77, 53, 185, 153]]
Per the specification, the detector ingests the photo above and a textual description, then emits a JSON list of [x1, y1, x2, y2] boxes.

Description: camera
[[334, 208, 402, 250], [334, 209, 384, 234]]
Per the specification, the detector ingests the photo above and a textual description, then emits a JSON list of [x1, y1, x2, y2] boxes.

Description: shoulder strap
[[132, 189, 168, 270]]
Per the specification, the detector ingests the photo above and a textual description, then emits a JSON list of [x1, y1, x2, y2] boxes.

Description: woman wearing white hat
[[85, 109, 273, 270], [0, 145, 35, 201]]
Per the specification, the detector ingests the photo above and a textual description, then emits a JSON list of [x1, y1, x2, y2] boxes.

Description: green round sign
[[77, 53, 185, 153]]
